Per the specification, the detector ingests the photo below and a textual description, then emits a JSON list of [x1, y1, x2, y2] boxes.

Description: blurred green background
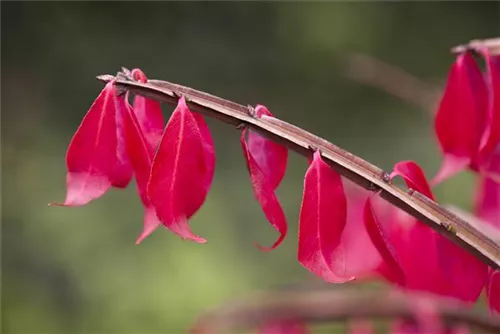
[[2, 2, 498, 333]]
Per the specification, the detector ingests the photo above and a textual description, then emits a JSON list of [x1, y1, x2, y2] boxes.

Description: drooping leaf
[[241, 105, 288, 250], [131, 68, 165, 148], [487, 270, 500, 314], [391, 161, 449, 282], [391, 161, 487, 302], [391, 161, 434, 199], [52, 81, 130, 206], [433, 52, 488, 184], [328, 184, 382, 279], [147, 97, 215, 242], [364, 196, 405, 286], [298, 150, 352, 282], [479, 52, 500, 165], [246, 105, 288, 188], [121, 95, 163, 243], [136, 207, 162, 245], [475, 161, 500, 228], [124, 69, 165, 243], [112, 91, 133, 188]]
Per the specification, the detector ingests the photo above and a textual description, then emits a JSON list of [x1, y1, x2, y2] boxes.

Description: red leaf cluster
[[53, 69, 215, 243], [55, 48, 500, 320], [433, 49, 500, 313], [434, 50, 500, 183]]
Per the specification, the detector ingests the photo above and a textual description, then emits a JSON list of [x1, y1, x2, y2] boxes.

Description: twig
[[191, 288, 500, 333], [452, 37, 500, 55], [345, 36, 500, 114], [345, 52, 440, 112], [97, 72, 500, 270]]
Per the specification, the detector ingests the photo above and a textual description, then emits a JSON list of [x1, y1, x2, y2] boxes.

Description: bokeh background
[[2, 2, 499, 334]]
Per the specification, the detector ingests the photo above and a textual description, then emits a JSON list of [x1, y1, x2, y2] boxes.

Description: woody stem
[[191, 288, 500, 333], [97, 72, 500, 270]]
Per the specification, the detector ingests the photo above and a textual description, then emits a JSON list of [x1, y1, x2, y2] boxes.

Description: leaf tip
[[253, 233, 286, 252]]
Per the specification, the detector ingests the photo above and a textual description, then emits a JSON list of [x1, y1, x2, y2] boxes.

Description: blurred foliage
[[1, 2, 498, 334]]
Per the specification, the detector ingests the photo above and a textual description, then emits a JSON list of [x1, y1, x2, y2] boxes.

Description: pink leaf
[[121, 93, 164, 243], [475, 174, 500, 228], [391, 161, 450, 283], [479, 52, 500, 164], [434, 52, 487, 182], [364, 196, 406, 286], [131, 69, 165, 148], [487, 270, 500, 314], [298, 150, 353, 282], [328, 184, 382, 279], [391, 161, 434, 199], [111, 91, 133, 188], [432, 156, 470, 186], [391, 161, 487, 302], [248, 105, 288, 187], [241, 105, 288, 250], [135, 207, 162, 244], [52, 82, 130, 206], [147, 97, 215, 242]]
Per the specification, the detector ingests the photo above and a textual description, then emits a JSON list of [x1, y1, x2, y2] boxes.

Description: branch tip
[[96, 74, 115, 83]]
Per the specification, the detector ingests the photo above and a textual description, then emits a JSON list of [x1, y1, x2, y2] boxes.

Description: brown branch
[[97, 71, 500, 270], [345, 52, 440, 112], [345, 36, 500, 113], [452, 37, 500, 55], [191, 288, 500, 333]]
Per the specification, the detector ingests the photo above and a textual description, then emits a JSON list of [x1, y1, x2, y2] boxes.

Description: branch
[[345, 36, 500, 113], [344, 52, 440, 112], [97, 71, 500, 270], [452, 37, 500, 55], [191, 288, 500, 333]]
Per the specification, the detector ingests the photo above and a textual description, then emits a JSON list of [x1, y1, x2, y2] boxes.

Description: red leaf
[[434, 52, 488, 183], [131, 69, 165, 148], [479, 52, 500, 164], [475, 157, 500, 228], [391, 161, 442, 291], [432, 156, 470, 186], [391, 161, 434, 199], [298, 150, 352, 282], [476, 148, 500, 231], [248, 105, 288, 187], [328, 185, 382, 279], [121, 95, 163, 243], [389, 161, 487, 302], [136, 207, 162, 244], [364, 196, 406, 286], [487, 270, 500, 314], [147, 97, 215, 242], [112, 92, 133, 188], [52, 81, 131, 206], [241, 105, 288, 250]]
